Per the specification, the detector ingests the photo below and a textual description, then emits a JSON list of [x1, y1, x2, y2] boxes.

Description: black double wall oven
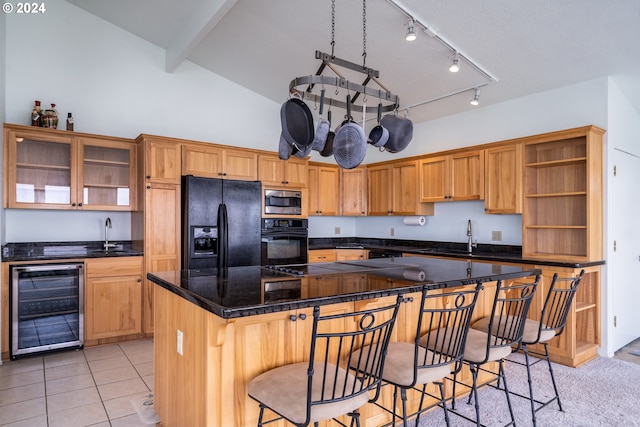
[[261, 218, 308, 266]]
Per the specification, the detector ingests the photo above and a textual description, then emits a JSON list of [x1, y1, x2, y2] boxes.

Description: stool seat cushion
[[248, 362, 369, 425], [463, 328, 513, 363], [472, 316, 557, 345], [354, 342, 451, 387]]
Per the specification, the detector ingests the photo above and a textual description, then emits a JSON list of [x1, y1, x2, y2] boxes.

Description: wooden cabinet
[[182, 142, 257, 181], [140, 135, 181, 185], [3, 124, 137, 210], [308, 249, 336, 263], [335, 249, 366, 261], [419, 149, 484, 202], [84, 257, 143, 343], [339, 166, 367, 216], [307, 162, 339, 216], [484, 143, 523, 214], [258, 154, 308, 187], [525, 265, 601, 367], [134, 135, 182, 334], [367, 160, 434, 216], [522, 126, 604, 261]]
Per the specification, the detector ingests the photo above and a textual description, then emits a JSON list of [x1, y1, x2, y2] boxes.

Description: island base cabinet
[[154, 286, 357, 427], [154, 282, 537, 427], [525, 265, 601, 367]]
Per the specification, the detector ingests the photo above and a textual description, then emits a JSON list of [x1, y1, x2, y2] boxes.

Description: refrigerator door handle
[[217, 203, 229, 270]]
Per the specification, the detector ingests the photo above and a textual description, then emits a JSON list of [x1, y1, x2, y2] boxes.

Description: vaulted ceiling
[[66, 0, 640, 124]]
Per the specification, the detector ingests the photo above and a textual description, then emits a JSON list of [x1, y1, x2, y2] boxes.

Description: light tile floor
[[0, 339, 154, 427], [1, 337, 638, 427]]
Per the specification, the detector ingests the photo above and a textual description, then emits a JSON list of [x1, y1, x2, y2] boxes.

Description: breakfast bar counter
[[148, 257, 541, 427]]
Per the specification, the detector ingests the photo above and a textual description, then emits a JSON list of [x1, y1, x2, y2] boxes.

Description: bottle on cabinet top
[[66, 112, 74, 131]]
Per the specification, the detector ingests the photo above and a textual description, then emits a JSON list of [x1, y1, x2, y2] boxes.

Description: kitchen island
[[148, 257, 540, 427]]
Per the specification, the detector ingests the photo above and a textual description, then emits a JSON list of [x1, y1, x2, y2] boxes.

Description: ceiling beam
[[165, 0, 238, 73]]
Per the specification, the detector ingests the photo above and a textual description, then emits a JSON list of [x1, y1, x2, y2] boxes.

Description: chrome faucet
[[104, 217, 117, 251], [467, 219, 478, 253]]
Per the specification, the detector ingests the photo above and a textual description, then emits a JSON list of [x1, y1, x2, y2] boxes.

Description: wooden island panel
[[153, 282, 514, 427]]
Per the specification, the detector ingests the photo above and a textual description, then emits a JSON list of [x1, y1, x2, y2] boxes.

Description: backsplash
[[308, 200, 523, 246]]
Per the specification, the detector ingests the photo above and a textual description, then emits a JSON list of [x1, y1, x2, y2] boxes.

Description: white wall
[[4, 210, 131, 243], [310, 201, 522, 245], [4, 0, 282, 146], [3, 0, 282, 243], [603, 77, 640, 355]]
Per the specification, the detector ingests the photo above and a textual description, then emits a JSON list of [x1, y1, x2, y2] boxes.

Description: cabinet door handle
[[146, 175, 151, 180], [299, 313, 307, 320], [147, 185, 151, 189], [71, 203, 76, 207], [78, 203, 83, 207], [137, 279, 142, 282], [290, 314, 307, 321]]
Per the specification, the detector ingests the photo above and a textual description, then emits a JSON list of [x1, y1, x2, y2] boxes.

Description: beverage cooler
[[10, 263, 84, 359]]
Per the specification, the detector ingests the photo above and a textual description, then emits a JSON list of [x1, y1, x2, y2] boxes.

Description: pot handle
[[319, 89, 325, 116], [377, 103, 382, 124], [346, 94, 352, 121]]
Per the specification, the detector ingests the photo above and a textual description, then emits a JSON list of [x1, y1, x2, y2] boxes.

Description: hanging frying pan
[[333, 95, 367, 169]]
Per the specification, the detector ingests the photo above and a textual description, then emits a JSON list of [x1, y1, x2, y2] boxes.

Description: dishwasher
[[10, 263, 84, 359]]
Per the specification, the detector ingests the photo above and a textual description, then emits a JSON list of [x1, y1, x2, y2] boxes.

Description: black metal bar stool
[[500, 270, 585, 426], [450, 275, 540, 427], [352, 283, 483, 427], [247, 295, 402, 427]]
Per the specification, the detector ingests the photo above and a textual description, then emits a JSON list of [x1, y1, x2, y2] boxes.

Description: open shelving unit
[[522, 126, 604, 262]]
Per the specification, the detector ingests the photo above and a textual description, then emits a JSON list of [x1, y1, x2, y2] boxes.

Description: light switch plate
[[491, 231, 502, 241], [334, 227, 340, 235]]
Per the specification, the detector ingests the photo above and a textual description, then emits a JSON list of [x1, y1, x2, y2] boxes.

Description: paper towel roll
[[403, 216, 426, 226], [402, 268, 426, 282]]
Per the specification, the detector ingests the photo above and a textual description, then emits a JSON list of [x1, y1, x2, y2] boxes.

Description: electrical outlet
[[390, 227, 395, 236], [177, 329, 183, 355], [334, 227, 341, 235], [491, 231, 502, 241]]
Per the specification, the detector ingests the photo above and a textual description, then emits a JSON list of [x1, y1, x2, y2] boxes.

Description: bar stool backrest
[[417, 283, 483, 384], [480, 276, 540, 363], [304, 295, 402, 422], [534, 269, 585, 343]]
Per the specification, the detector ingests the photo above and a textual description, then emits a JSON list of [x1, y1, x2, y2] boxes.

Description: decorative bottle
[[42, 103, 59, 128], [31, 100, 42, 127], [66, 113, 74, 131]]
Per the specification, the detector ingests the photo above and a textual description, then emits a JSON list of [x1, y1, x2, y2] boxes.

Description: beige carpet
[[414, 353, 640, 427]]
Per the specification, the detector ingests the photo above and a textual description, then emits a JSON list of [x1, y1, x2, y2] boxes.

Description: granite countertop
[[2, 241, 143, 262], [147, 257, 541, 319], [309, 237, 605, 268]]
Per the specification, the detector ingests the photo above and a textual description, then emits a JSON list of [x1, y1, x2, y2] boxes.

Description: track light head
[[449, 53, 460, 73], [405, 21, 417, 41], [470, 88, 480, 106]]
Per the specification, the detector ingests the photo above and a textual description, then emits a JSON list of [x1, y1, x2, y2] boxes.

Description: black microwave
[[264, 189, 302, 215]]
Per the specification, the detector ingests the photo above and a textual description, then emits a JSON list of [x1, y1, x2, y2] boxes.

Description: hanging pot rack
[[289, 50, 400, 115]]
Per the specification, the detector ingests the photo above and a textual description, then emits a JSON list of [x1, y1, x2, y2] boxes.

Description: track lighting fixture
[[449, 52, 460, 73], [405, 20, 417, 41], [470, 88, 480, 105]]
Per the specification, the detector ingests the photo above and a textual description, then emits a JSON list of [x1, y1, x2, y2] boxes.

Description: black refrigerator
[[182, 176, 262, 270]]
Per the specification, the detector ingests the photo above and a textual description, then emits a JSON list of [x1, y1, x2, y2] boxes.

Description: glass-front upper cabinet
[[78, 137, 136, 210], [4, 124, 136, 211]]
